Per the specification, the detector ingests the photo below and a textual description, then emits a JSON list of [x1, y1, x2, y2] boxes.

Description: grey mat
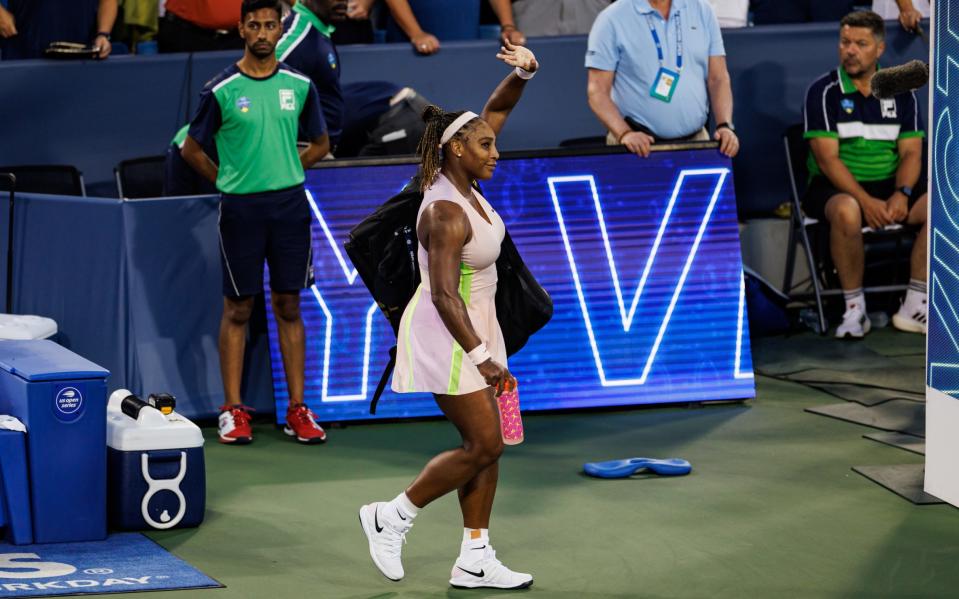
[[805, 400, 925, 437], [788, 367, 925, 395], [852, 464, 943, 504], [806, 382, 925, 406], [864, 432, 926, 455], [862, 332, 926, 357], [752, 335, 899, 375]]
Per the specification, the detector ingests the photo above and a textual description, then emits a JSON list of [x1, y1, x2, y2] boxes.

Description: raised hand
[[496, 39, 537, 74]]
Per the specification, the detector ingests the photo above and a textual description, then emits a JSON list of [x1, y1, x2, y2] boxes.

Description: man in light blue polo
[[585, 0, 739, 158]]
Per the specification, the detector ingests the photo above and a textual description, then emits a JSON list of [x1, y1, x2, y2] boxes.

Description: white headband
[[439, 111, 479, 146]]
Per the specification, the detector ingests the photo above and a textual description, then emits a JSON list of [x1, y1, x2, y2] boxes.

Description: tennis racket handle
[[497, 385, 524, 445]]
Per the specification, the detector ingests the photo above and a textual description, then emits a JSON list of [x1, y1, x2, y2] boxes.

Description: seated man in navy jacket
[[802, 11, 927, 338]]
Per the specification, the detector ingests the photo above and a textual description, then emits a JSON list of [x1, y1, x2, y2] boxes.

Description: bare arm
[[587, 68, 629, 141], [707, 55, 739, 157], [419, 200, 512, 394], [181, 136, 218, 184], [895, 0, 922, 31], [481, 41, 538, 136], [95, 0, 117, 58], [707, 56, 733, 126], [894, 136, 922, 191], [487, 0, 526, 46], [0, 5, 17, 38], [888, 136, 923, 221], [587, 67, 654, 157], [420, 201, 482, 352], [810, 137, 891, 229], [299, 134, 330, 169], [346, 0, 376, 20], [384, 0, 439, 54]]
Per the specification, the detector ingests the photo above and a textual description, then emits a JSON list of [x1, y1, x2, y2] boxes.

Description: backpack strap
[[370, 346, 397, 415]]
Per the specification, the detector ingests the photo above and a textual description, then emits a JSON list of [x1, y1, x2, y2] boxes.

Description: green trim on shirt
[[292, 2, 334, 37], [804, 130, 839, 139]]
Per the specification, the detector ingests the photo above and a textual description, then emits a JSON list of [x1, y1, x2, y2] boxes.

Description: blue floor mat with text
[[0, 533, 221, 597]]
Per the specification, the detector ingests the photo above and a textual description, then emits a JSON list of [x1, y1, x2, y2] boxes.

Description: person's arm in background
[[587, 69, 653, 157], [487, 0, 526, 47], [481, 42, 537, 135], [299, 82, 330, 167], [584, 8, 654, 157], [0, 5, 17, 38], [384, 0, 440, 54], [182, 136, 219, 183], [346, 0, 376, 20], [887, 136, 922, 221], [887, 92, 925, 222], [896, 0, 922, 32], [704, 7, 738, 157], [707, 56, 739, 157], [300, 135, 330, 168], [182, 87, 222, 184], [94, 0, 117, 58]]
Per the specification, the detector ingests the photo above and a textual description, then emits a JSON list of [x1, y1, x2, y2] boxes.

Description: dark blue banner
[[268, 148, 754, 423]]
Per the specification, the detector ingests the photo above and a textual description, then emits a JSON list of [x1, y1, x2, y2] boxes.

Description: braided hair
[[417, 105, 481, 192]]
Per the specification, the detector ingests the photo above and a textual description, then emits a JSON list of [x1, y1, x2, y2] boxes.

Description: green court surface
[[119, 329, 959, 598]]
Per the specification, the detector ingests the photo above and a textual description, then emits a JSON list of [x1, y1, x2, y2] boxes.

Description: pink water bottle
[[497, 381, 524, 445]]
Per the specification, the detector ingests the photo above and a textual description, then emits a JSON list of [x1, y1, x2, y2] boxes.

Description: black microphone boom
[[870, 60, 929, 99]]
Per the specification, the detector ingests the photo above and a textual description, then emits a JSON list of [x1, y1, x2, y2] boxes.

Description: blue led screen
[[930, 10, 959, 394], [267, 148, 755, 423]]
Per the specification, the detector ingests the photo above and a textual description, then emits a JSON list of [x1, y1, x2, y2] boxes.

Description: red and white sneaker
[[284, 403, 327, 444], [218, 404, 253, 444]]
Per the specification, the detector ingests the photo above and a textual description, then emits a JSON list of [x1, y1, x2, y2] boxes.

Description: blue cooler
[[0, 340, 109, 543], [107, 390, 206, 530]]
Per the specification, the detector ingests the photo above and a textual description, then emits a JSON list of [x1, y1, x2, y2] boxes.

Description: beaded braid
[[416, 105, 480, 192]]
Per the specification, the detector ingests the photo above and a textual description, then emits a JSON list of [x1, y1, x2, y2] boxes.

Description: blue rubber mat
[[584, 458, 692, 478], [0, 533, 221, 597]]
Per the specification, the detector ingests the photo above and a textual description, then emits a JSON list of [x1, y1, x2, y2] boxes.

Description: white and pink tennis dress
[[392, 172, 507, 396]]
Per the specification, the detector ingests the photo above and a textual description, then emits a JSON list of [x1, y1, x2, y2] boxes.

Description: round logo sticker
[[54, 387, 83, 421]]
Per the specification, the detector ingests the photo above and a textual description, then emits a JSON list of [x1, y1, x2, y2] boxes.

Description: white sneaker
[[892, 299, 928, 334], [359, 502, 411, 581], [449, 544, 533, 590], [835, 305, 871, 338]]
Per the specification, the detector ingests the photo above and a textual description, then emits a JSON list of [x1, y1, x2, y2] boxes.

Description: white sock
[[904, 279, 927, 310], [843, 288, 865, 313], [389, 492, 420, 521], [460, 528, 489, 560], [462, 527, 489, 543]]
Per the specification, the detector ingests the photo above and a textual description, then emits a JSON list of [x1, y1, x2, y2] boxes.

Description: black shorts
[[802, 176, 926, 221], [218, 185, 314, 297]]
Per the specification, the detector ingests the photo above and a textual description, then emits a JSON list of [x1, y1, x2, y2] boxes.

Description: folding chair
[[115, 155, 166, 199], [781, 124, 913, 334], [0, 165, 85, 196]]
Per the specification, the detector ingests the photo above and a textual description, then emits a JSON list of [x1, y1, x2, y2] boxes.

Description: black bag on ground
[[344, 174, 553, 413]]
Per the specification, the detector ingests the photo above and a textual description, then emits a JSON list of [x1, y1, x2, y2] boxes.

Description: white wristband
[[467, 342, 493, 366], [514, 66, 536, 80]]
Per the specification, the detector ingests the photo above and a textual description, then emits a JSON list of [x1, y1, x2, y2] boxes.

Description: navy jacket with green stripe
[[278, 2, 343, 141], [803, 66, 925, 182]]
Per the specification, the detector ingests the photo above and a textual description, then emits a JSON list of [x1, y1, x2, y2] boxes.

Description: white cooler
[[106, 390, 206, 530]]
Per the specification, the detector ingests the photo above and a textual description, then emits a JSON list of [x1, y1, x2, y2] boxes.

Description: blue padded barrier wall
[[0, 24, 927, 214], [9, 193, 274, 419]]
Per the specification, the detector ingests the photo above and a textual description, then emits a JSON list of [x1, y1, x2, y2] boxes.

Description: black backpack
[[344, 173, 553, 413]]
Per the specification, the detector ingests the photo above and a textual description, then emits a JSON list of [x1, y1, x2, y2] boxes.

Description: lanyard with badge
[[646, 12, 682, 103]]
